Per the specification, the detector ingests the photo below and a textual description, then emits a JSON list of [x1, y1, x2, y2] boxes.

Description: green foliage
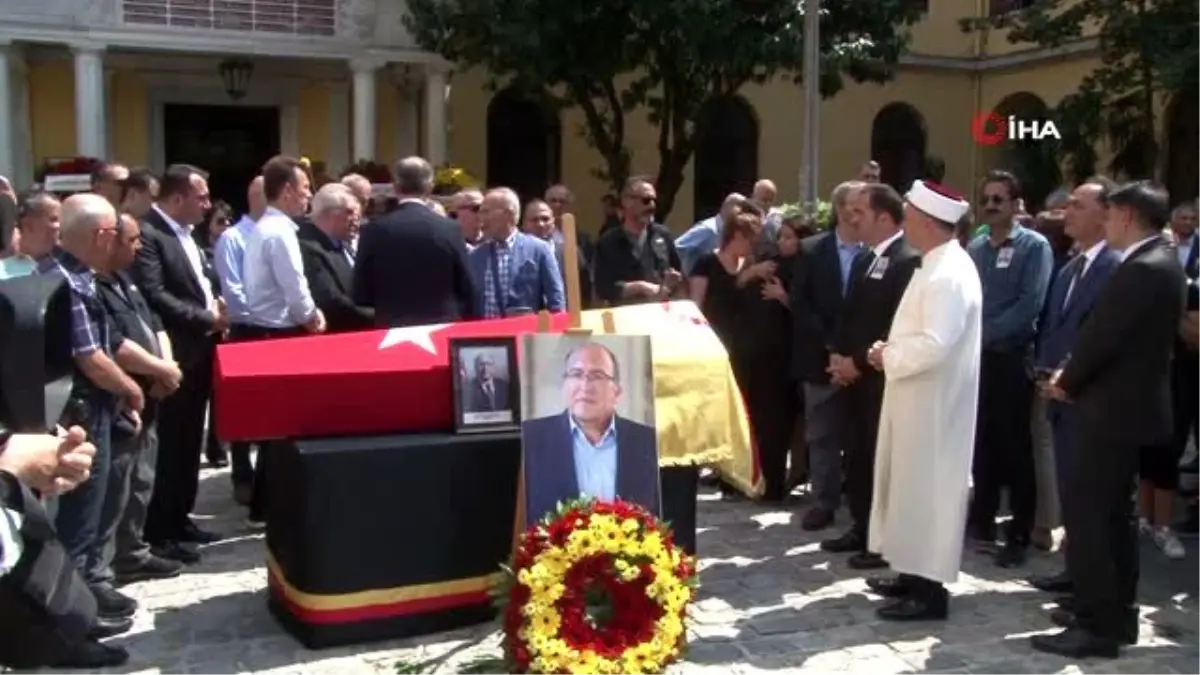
[[961, 0, 1199, 181], [780, 200, 833, 228], [405, 0, 923, 221]]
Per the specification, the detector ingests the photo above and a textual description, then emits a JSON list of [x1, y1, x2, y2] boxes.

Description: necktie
[[1062, 256, 1087, 310], [484, 381, 494, 408], [849, 249, 875, 293]]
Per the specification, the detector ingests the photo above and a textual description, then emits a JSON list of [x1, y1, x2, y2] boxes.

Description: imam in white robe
[[868, 239, 982, 584]]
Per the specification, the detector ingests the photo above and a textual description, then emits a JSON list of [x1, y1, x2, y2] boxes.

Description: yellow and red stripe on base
[[267, 552, 500, 624]]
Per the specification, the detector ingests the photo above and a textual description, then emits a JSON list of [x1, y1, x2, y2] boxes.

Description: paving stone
[[84, 467, 1198, 674]]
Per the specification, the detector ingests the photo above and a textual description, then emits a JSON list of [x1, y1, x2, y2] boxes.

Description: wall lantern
[[218, 58, 255, 100]]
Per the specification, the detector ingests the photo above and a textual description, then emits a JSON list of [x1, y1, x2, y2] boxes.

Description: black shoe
[[179, 521, 221, 544], [1049, 608, 1138, 645], [1028, 571, 1073, 594], [865, 575, 911, 598], [51, 639, 130, 668], [1030, 627, 1119, 659], [115, 555, 184, 584], [88, 614, 133, 639], [90, 584, 137, 618], [876, 596, 948, 621], [206, 446, 229, 468], [802, 507, 835, 531], [1055, 595, 1077, 613], [995, 541, 1028, 568], [848, 551, 889, 570], [151, 541, 201, 565], [820, 530, 864, 553]]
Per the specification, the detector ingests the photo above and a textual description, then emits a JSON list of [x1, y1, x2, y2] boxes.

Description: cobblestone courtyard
[[87, 468, 1198, 674]]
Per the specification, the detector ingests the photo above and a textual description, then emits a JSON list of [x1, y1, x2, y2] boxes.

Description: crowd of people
[[0, 150, 1195, 667]]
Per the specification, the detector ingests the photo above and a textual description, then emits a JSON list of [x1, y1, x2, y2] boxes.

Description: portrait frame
[[449, 336, 522, 434]]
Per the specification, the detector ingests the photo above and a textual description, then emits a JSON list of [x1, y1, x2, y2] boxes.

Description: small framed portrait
[[450, 336, 521, 434]]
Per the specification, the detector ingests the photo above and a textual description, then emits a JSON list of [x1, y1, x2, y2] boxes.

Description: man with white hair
[[354, 156, 478, 326], [675, 192, 746, 276], [453, 188, 485, 251], [37, 194, 182, 631], [468, 187, 564, 318], [338, 173, 372, 255], [297, 183, 374, 332], [538, 184, 595, 307]]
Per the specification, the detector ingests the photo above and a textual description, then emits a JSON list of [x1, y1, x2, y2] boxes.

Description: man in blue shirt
[[674, 192, 745, 276], [965, 170, 1053, 568]]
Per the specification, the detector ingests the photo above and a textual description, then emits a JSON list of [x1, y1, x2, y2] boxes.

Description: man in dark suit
[[593, 177, 683, 307], [298, 183, 373, 333], [353, 156, 478, 327], [1036, 181, 1187, 659], [522, 342, 660, 524], [821, 183, 920, 567], [542, 185, 596, 307], [1026, 178, 1120, 597], [464, 351, 509, 413], [789, 181, 864, 531], [133, 164, 227, 558]]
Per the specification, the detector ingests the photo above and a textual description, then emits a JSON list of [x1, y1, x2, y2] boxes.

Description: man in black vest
[[593, 176, 683, 306], [95, 214, 185, 589]]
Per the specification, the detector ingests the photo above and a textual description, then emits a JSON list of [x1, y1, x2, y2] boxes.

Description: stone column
[[423, 66, 448, 166], [0, 43, 13, 179], [350, 58, 382, 161], [72, 44, 107, 159]]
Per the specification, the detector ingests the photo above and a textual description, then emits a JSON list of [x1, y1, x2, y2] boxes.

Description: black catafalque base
[[264, 431, 699, 649]]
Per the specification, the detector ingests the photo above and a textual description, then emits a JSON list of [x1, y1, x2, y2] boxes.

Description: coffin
[[214, 302, 757, 490]]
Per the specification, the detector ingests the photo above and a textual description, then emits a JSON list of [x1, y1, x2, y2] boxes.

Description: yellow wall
[[28, 61, 75, 164], [297, 82, 330, 162], [110, 70, 149, 166]]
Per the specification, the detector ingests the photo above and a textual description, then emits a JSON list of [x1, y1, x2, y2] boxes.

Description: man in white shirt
[[242, 156, 325, 338], [238, 155, 324, 526], [214, 176, 265, 338]]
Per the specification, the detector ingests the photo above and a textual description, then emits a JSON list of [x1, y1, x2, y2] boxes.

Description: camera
[[0, 273, 77, 432]]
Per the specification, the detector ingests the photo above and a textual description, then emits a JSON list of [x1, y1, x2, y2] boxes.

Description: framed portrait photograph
[[450, 336, 521, 434], [519, 334, 662, 526]]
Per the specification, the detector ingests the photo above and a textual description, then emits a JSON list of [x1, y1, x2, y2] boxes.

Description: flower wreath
[[498, 498, 697, 674]]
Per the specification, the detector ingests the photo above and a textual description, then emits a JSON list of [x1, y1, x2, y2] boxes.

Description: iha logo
[[971, 111, 1062, 146]]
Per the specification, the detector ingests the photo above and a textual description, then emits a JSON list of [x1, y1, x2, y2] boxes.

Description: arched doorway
[[1165, 90, 1199, 203], [692, 95, 760, 221], [486, 89, 562, 205], [870, 103, 926, 194], [982, 92, 1062, 210]]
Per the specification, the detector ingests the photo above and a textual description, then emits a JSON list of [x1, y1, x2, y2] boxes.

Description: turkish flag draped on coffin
[[214, 301, 758, 490]]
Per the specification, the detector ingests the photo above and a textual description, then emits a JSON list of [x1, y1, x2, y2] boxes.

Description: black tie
[[1062, 256, 1087, 310]]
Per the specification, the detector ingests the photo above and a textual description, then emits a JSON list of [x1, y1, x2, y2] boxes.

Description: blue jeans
[[55, 404, 112, 584]]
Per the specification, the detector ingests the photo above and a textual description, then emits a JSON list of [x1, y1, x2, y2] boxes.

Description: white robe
[[868, 240, 982, 584]]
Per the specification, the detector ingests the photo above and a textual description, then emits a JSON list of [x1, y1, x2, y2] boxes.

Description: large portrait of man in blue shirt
[[521, 337, 660, 526]]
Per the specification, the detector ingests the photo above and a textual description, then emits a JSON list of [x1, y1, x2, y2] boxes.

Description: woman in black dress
[[195, 201, 233, 468], [689, 202, 799, 501]]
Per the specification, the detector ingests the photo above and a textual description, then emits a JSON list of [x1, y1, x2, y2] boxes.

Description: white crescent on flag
[[377, 323, 451, 352]]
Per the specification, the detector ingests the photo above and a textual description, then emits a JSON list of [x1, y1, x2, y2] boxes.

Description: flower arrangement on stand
[[433, 164, 478, 196], [500, 498, 696, 674], [36, 156, 105, 194]]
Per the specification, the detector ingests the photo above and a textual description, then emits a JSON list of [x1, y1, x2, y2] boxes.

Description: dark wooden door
[[163, 104, 281, 215]]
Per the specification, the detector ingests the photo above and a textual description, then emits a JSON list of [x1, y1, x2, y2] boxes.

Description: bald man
[[675, 192, 745, 276], [211, 176, 266, 501]]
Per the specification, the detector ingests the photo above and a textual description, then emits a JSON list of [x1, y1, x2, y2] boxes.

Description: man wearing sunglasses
[[593, 176, 683, 306], [453, 189, 484, 251], [965, 169, 1053, 569]]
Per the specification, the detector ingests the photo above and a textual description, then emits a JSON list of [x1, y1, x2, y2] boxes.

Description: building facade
[[3, 0, 1196, 227]]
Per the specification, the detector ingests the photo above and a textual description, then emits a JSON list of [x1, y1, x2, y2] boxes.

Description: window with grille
[[122, 0, 337, 36]]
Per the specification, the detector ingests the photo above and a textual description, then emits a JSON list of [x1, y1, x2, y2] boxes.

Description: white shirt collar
[[1120, 235, 1159, 262], [1080, 241, 1106, 268], [152, 204, 189, 235], [568, 414, 618, 447], [871, 230, 904, 258]]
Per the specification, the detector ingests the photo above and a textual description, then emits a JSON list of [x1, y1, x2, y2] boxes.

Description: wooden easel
[[511, 214, 600, 556]]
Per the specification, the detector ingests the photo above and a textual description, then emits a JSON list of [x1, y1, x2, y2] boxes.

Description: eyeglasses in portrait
[[519, 334, 661, 526], [449, 337, 520, 433]]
